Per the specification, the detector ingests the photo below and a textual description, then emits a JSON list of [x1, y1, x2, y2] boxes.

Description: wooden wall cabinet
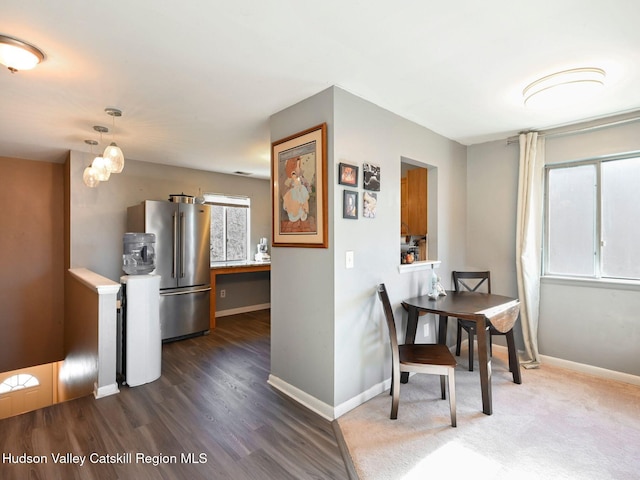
[[401, 177, 408, 235], [401, 168, 428, 236]]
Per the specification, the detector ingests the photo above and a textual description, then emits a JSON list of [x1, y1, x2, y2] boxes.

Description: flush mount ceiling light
[[523, 67, 606, 108], [103, 107, 125, 173], [0, 34, 45, 72]]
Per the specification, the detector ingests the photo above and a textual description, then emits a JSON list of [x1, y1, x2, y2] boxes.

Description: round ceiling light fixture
[[523, 67, 606, 108], [0, 34, 45, 72]]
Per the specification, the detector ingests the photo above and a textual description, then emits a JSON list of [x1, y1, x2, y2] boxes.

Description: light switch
[[346, 251, 354, 269]]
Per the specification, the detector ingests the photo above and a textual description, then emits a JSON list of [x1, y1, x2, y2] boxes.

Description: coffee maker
[[254, 237, 270, 262]]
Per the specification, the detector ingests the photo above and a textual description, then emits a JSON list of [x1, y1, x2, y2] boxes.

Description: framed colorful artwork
[[271, 123, 328, 247], [338, 162, 358, 186]]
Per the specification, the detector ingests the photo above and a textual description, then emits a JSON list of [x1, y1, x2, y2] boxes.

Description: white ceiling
[[2, 1, 640, 179]]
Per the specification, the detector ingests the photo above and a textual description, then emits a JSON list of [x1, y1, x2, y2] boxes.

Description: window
[[545, 154, 640, 280], [204, 193, 250, 263], [0, 374, 39, 394]]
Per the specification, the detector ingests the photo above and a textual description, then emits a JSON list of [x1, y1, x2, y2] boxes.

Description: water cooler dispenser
[[123, 232, 156, 275], [119, 233, 162, 387]]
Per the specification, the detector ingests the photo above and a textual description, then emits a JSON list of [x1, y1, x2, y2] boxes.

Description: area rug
[[337, 349, 640, 480]]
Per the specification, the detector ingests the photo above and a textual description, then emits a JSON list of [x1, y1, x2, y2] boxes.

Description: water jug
[[122, 232, 156, 275]]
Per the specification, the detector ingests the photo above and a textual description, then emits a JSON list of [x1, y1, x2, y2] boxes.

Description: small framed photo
[[363, 191, 377, 218], [363, 163, 380, 191], [343, 190, 358, 219], [338, 162, 358, 186]]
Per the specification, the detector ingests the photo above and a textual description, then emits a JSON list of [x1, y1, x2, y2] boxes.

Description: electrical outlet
[[424, 324, 430, 338], [220, 289, 226, 298]]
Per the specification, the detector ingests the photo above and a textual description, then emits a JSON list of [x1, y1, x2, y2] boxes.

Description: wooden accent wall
[[59, 272, 99, 401], [0, 157, 65, 372]]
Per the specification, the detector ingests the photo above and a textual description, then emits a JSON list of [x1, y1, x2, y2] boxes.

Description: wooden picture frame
[[338, 162, 358, 186], [271, 123, 328, 248], [343, 189, 358, 219]]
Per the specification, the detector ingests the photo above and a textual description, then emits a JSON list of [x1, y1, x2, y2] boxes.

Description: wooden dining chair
[[453, 271, 508, 371], [376, 284, 457, 427]]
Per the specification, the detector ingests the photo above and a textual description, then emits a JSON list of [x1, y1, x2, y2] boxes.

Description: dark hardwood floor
[[0, 310, 351, 479]]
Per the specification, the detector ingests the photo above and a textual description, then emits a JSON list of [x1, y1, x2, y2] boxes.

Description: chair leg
[[447, 368, 456, 427], [439, 375, 446, 400], [455, 321, 462, 356], [468, 329, 474, 372]]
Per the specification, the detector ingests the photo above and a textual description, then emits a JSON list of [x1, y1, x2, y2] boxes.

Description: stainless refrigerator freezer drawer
[[159, 286, 211, 341]]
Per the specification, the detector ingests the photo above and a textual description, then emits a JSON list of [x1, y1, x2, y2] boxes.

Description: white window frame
[[543, 151, 640, 283], [204, 193, 251, 263]]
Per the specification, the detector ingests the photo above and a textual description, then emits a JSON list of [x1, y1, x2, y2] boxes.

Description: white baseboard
[[489, 344, 640, 387], [267, 374, 335, 421], [94, 382, 120, 399], [538, 352, 640, 386], [268, 374, 392, 421], [216, 303, 270, 318], [334, 378, 391, 419]]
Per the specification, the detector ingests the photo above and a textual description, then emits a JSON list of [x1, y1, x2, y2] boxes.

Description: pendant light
[[83, 140, 101, 188], [103, 107, 125, 173], [91, 126, 111, 181], [0, 34, 45, 72], [90, 125, 111, 181]]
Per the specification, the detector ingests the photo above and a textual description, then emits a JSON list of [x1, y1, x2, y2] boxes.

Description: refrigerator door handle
[[180, 211, 186, 278], [161, 287, 212, 296], [172, 212, 178, 278]]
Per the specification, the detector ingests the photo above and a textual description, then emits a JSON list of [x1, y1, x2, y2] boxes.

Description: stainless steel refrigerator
[[127, 200, 211, 341]]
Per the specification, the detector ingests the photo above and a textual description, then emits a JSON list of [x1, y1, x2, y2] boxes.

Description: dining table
[[402, 290, 522, 415]]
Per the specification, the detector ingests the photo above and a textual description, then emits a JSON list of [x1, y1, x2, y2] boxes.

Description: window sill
[[541, 275, 640, 291], [398, 260, 441, 274]]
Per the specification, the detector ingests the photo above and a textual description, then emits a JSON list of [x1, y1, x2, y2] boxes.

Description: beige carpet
[[338, 348, 640, 480]]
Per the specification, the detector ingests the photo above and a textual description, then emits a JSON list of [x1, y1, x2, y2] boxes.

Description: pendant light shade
[[83, 166, 100, 188], [104, 107, 125, 173], [103, 142, 125, 173], [83, 139, 101, 187], [91, 155, 111, 181], [0, 34, 45, 72]]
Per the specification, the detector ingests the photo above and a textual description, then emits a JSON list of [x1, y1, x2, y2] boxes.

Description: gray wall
[[270, 88, 337, 405], [467, 120, 640, 376], [69, 154, 271, 306], [270, 86, 467, 410]]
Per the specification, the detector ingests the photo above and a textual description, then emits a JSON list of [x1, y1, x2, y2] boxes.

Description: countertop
[[211, 261, 271, 269]]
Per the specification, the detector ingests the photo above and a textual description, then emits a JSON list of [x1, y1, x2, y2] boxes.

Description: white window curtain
[[516, 132, 544, 367]]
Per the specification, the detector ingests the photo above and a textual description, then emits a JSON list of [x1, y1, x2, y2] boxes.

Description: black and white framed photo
[[343, 189, 358, 219], [363, 163, 380, 191], [363, 191, 377, 218]]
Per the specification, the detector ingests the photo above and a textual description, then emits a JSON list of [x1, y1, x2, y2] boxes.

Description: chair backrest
[[452, 271, 491, 294], [376, 284, 400, 357]]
